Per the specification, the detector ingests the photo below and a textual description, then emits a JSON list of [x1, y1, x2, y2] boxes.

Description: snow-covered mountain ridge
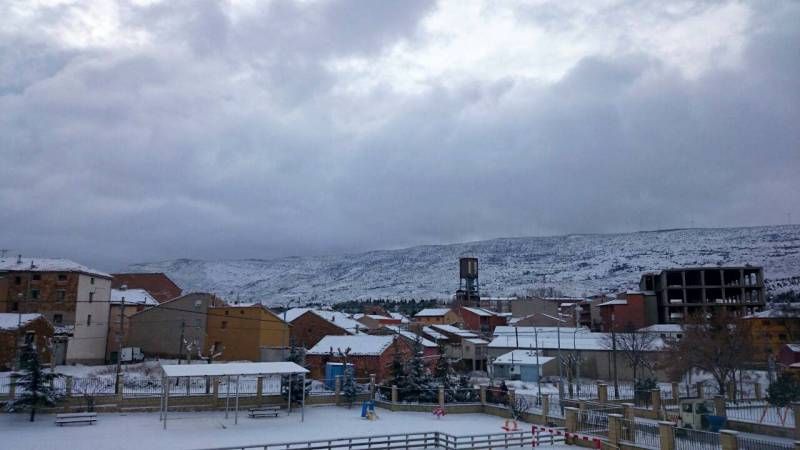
[[129, 225, 800, 306]]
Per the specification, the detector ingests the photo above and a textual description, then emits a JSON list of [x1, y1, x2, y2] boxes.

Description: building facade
[[0, 313, 54, 370], [306, 335, 412, 381], [205, 304, 290, 361], [413, 308, 460, 325], [0, 256, 111, 364], [106, 288, 158, 362]]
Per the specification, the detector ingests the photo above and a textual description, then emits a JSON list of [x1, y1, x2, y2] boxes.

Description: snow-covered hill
[[129, 225, 800, 305]]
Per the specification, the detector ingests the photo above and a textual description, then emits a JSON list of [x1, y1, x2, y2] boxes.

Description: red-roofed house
[[458, 307, 507, 334], [111, 273, 182, 303]]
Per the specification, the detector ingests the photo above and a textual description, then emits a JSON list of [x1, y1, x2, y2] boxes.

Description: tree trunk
[[29, 407, 36, 422]]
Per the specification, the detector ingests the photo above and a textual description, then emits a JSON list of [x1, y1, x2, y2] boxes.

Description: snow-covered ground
[[0, 406, 576, 450]]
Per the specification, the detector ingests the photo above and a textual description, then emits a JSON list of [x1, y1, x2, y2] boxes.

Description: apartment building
[[0, 256, 111, 364]]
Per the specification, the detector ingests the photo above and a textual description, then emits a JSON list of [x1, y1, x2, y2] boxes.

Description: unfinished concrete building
[[639, 266, 765, 323]]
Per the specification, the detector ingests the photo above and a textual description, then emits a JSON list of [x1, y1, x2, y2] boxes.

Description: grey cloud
[[0, 0, 798, 270]]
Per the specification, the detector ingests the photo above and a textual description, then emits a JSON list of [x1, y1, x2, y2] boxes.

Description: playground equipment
[[502, 419, 519, 432], [432, 406, 446, 419], [361, 401, 378, 420]]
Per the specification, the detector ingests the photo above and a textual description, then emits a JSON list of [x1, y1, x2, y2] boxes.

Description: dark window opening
[[53, 314, 63, 325], [32, 274, 41, 281], [87, 314, 92, 326], [30, 289, 40, 300]]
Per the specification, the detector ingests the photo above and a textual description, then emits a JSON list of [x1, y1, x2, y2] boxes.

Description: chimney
[[16, 254, 22, 264]]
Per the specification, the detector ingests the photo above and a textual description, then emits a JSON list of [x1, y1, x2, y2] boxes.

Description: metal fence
[[576, 409, 610, 436], [725, 400, 795, 428], [619, 419, 659, 449], [674, 427, 721, 450], [193, 430, 564, 450], [736, 434, 795, 450]]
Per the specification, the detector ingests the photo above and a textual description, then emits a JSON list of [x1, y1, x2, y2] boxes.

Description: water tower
[[455, 257, 480, 307]]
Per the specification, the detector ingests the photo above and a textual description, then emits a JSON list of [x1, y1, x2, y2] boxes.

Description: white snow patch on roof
[[0, 313, 43, 331], [161, 362, 307, 377], [388, 312, 410, 323], [639, 324, 683, 333], [422, 326, 447, 340], [465, 338, 489, 345], [415, 308, 452, 317], [598, 299, 628, 306], [431, 324, 478, 338], [0, 257, 110, 278], [493, 350, 555, 365], [111, 289, 158, 306], [384, 326, 437, 347], [283, 308, 363, 334], [308, 335, 395, 356], [461, 307, 495, 317]]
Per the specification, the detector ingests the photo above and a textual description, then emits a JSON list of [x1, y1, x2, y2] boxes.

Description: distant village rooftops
[[0, 256, 110, 278], [283, 308, 363, 334], [414, 308, 453, 317]]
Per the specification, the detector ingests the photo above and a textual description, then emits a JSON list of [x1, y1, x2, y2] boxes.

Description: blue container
[[324, 363, 353, 390]]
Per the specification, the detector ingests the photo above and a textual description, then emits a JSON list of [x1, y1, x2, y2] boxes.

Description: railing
[[619, 419, 659, 449], [193, 430, 563, 450], [674, 427, 721, 450], [736, 434, 795, 450], [576, 409, 610, 436], [725, 400, 795, 428]]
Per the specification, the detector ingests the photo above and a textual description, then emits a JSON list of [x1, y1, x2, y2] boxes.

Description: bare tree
[[603, 325, 658, 382], [664, 311, 755, 396]]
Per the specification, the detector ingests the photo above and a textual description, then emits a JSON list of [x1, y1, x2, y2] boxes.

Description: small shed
[[491, 349, 555, 382]]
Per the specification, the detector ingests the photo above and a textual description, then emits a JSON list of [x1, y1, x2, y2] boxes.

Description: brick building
[[206, 304, 289, 361], [283, 308, 364, 349], [357, 314, 402, 330], [458, 307, 507, 335], [306, 335, 412, 381], [110, 273, 182, 303], [413, 308, 459, 325], [598, 292, 656, 332], [0, 256, 111, 364], [744, 307, 800, 363], [0, 313, 54, 370]]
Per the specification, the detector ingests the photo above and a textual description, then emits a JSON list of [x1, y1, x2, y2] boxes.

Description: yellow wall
[[206, 306, 289, 361]]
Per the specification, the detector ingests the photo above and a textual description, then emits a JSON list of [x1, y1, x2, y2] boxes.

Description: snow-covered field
[[130, 225, 800, 304], [0, 406, 576, 450]]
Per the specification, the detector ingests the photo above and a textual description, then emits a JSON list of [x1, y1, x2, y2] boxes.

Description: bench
[[55, 412, 97, 426], [248, 406, 281, 418]]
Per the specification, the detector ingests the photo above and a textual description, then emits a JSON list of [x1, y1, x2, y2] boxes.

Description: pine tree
[[391, 342, 405, 384], [341, 364, 358, 408], [281, 342, 311, 405], [7, 343, 62, 422], [433, 348, 455, 402], [767, 372, 800, 407], [401, 338, 434, 403]]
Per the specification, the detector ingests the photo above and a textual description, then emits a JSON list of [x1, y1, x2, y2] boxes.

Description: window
[[90, 277, 95, 285], [224, 310, 229, 316], [14, 276, 21, 285], [32, 274, 41, 281], [221, 321, 227, 329], [24, 331, 35, 345], [56, 290, 66, 302], [88, 292, 94, 303], [57, 274, 67, 282], [11, 302, 18, 312], [53, 314, 63, 325], [30, 289, 40, 300], [87, 314, 92, 326], [676, 334, 683, 339], [240, 310, 245, 315], [194, 318, 201, 327]]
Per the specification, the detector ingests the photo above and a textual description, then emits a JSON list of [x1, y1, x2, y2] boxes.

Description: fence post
[[714, 395, 727, 417], [479, 385, 487, 405], [541, 394, 550, 423], [671, 382, 680, 403], [256, 376, 263, 401], [391, 384, 398, 403], [607, 413, 623, 447], [696, 381, 704, 399], [335, 375, 342, 406], [438, 386, 445, 408], [564, 407, 579, 437], [212, 376, 220, 406], [622, 402, 635, 421], [658, 420, 675, 450], [597, 383, 608, 403], [205, 375, 210, 395], [66, 376, 73, 397], [651, 389, 662, 419], [508, 388, 516, 407], [754, 382, 762, 400], [793, 402, 800, 440], [727, 381, 736, 401], [720, 430, 739, 450], [117, 373, 124, 403], [9, 377, 15, 400]]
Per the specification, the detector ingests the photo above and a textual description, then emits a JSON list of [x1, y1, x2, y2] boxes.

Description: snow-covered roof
[[366, 314, 396, 320], [786, 344, 800, 353], [388, 312, 410, 323], [465, 338, 489, 345], [431, 324, 478, 338], [493, 326, 586, 336], [161, 362, 307, 377], [493, 350, 555, 366], [283, 308, 363, 334], [308, 335, 396, 356], [422, 326, 448, 340], [598, 299, 628, 306], [746, 306, 800, 319], [384, 326, 437, 348], [461, 307, 495, 317], [0, 256, 110, 278], [639, 324, 683, 333], [489, 330, 664, 351], [111, 288, 158, 306], [415, 308, 452, 317], [0, 313, 44, 331]]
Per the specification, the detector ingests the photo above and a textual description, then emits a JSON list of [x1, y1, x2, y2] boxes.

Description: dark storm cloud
[[0, 0, 798, 270]]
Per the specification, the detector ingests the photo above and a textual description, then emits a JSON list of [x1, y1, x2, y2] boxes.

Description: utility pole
[[177, 320, 185, 365], [611, 313, 619, 399], [115, 298, 125, 392]]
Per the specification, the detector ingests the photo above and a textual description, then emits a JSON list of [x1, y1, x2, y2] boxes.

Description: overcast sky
[[2, 0, 799, 270]]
